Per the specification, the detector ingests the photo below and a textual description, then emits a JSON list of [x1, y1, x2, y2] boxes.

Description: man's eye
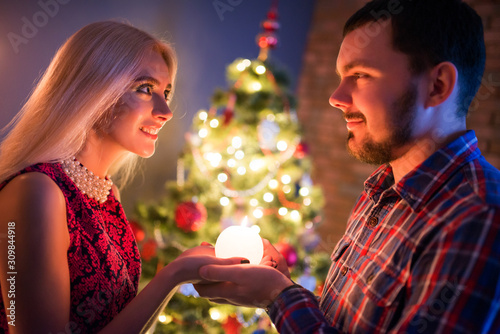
[[353, 73, 368, 80], [164, 90, 171, 101]]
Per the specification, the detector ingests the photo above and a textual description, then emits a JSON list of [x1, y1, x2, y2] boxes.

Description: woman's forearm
[[98, 263, 180, 334]]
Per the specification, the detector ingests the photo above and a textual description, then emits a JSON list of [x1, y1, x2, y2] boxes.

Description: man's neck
[[390, 129, 467, 184]]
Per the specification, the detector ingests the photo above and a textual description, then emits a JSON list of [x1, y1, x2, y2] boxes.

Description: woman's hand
[[177, 243, 216, 258], [166, 243, 245, 286], [260, 239, 291, 279]]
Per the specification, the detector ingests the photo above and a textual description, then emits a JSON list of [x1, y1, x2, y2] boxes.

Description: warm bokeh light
[[291, 210, 301, 222], [218, 173, 228, 182], [198, 128, 208, 138], [210, 308, 221, 321], [232, 136, 242, 148], [237, 166, 246, 175], [235, 150, 245, 160], [255, 65, 266, 74], [268, 179, 278, 189], [251, 81, 262, 91], [281, 175, 291, 184], [250, 159, 265, 171], [253, 208, 264, 218], [198, 111, 208, 121], [220, 197, 230, 206], [210, 119, 219, 128], [277, 140, 288, 151], [263, 192, 274, 202], [299, 187, 310, 196]]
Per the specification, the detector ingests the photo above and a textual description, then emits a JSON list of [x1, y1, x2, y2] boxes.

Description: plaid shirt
[[268, 130, 500, 333]]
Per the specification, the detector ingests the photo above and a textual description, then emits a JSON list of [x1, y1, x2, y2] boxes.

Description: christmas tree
[[133, 5, 329, 333]]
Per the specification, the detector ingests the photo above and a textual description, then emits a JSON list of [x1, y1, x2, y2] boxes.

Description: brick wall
[[297, 0, 500, 250]]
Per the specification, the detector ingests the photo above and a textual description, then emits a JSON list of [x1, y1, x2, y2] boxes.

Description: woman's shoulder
[[0, 171, 66, 217], [0, 170, 69, 249], [3, 170, 60, 191]]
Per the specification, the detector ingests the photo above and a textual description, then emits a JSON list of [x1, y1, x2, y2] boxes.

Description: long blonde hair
[[0, 20, 177, 186]]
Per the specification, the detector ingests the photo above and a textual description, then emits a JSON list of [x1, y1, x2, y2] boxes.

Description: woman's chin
[[139, 150, 155, 158]]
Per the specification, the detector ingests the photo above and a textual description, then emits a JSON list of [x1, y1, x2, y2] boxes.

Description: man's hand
[[260, 238, 291, 278], [194, 263, 294, 309]]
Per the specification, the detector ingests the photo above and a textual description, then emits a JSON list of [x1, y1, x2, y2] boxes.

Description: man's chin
[[346, 137, 395, 165]]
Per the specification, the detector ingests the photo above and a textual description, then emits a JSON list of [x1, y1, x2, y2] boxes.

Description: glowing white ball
[[215, 226, 263, 264]]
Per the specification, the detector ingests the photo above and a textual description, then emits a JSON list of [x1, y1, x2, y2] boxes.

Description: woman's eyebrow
[[134, 76, 171, 90], [134, 76, 160, 85]]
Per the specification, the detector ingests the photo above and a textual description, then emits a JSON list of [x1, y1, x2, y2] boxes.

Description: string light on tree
[[263, 192, 274, 202], [232, 136, 242, 148], [199, 110, 208, 121], [269, 179, 278, 189], [210, 308, 222, 321], [220, 197, 230, 206], [299, 187, 310, 196], [198, 128, 208, 138], [255, 65, 266, 74], [210, 119, 219, 128]]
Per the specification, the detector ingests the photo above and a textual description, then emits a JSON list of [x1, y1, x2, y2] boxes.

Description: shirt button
[[368, 216, 378, 227], [366, 274, 375, 284], [341, 266, 349, 276]]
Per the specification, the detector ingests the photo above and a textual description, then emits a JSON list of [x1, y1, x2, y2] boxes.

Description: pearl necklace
[[61, 157, 113, 204]]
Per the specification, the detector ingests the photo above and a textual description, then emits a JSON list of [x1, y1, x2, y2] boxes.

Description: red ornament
[[129, 220, 145, 243], [223, 108, 234, 125], [175, 201, 207, 232], [222, 314, 241, 334], [275, 242, 298, 267], [256, 8, 279, 50], [257, 33, 278, 49], [294, 141, 309, 159], [141, 239, 157, 261]]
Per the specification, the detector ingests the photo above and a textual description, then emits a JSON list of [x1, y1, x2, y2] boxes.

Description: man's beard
[[346, 82, 418, 165]]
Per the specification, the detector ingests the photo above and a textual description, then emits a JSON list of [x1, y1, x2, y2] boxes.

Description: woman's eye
[[136, 84, 153, 95], [164, 90, 171, 101]]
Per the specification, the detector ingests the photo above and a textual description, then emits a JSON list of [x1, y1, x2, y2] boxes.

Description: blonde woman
[[0, 21, 243, 333]]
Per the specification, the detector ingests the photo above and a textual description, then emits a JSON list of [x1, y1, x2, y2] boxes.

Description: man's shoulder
[[416, 152, 500, 221], [461, 154, 500, 206]]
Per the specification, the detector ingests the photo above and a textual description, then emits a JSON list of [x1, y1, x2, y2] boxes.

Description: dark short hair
[[344, 0, 486, 117]]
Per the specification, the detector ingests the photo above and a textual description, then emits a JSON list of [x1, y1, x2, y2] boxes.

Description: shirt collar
[[364, 130, 481, 212]]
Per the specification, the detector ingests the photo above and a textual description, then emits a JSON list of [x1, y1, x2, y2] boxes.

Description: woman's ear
[[425, 61, 458, 108]]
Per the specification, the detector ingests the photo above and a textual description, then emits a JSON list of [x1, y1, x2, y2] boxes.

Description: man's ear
[[425, 61, 458, 108]]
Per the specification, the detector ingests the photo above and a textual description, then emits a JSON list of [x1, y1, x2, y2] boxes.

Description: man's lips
[[347, 121, 363, 130], [344, 112, 365, 131]]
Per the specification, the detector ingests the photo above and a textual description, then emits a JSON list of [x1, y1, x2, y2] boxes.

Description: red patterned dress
[[0, 163, 142, 332]]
